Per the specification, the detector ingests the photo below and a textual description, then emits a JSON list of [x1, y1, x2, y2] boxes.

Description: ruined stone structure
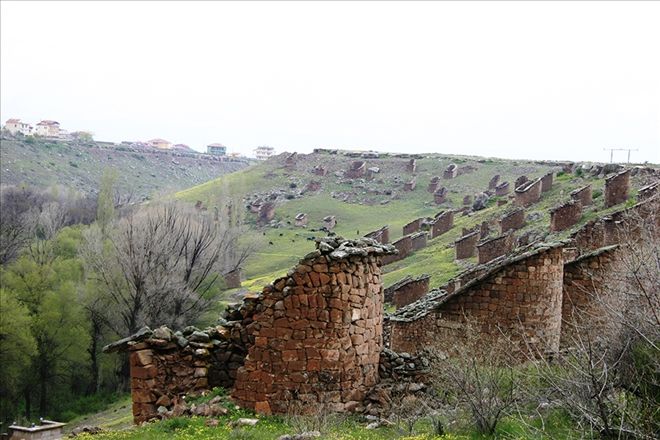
[[295, 213, 308, 227], [410, 231, 428, 251], [403, 178, 416, 191], [433, 187, 448, 204], [540, 172, 553, 192], [477, 234, 514, 264], [430, 210, 454, 239], [406, 159, 417, 173], [479, 220, 490, 239], [443, 164, 458, 179], [488, 174, 500, 190], [312, 165, 328, 176], [304, 180, 322, 193], [570, 185, 592, 206], [604, 169, 630, 207], [259, 202, 276, 223], [323, 215, 337, 230], [454, 231, 479, 259], [382, 235, 413, 265], [427, 176, 440, 193], [570, 219, 606, 252], [285, 152, 297, 169], [463, 195, 472, 206], [514, 178, 542, 207], [560, 246, 621, 348], [384, 275, 431, 309], [638, 181, 658, 201], [515, 175, 529, 189], [233, 238, 395, 414], [457, 165, 477, 176], [402, 218, 423, 236], [550, 200, 582, 232], [495, 181, 510, 196], [500, 208, 525, 233], [224, 268, 242, 289], [364, 226, 390, 244], [389, 244, 565, 356], [346, 161, 367, 179]]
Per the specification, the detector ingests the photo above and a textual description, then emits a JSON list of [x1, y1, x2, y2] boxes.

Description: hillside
[[176, 150, 656, 295], [0, 134, 251, 197]]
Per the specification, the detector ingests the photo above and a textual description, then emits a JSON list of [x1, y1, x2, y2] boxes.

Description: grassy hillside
[[175, 150, 652, 294], [0, 135, 251, 197]]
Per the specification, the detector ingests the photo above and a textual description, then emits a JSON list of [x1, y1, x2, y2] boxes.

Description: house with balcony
[[207, 143, 227, 156]]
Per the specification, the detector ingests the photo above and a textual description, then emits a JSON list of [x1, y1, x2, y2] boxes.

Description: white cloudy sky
[[2, 1, 659, 162]]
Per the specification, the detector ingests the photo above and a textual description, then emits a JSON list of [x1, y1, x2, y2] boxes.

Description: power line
[[603, 147, 639, 164]]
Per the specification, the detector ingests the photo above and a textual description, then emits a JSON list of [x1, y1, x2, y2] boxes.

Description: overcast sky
[[2, 1, 659, 163]]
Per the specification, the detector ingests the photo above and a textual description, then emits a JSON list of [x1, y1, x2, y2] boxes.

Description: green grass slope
[[0, 135, 250, 197], [175, 150, 651, 294]]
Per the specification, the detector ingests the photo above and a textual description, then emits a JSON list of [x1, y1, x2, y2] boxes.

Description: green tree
[[96, 169, 117, 235]]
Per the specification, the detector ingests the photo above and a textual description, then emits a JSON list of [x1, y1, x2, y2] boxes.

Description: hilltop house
[[34, 120, 61, 137], [207, 143, 227, 156], [147, 138, 172, 149], [4, 118, 33, 135], [254, 146, 275, 160]]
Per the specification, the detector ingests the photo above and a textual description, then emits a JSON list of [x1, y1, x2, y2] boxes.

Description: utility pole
[[603, 147, 639, 164]]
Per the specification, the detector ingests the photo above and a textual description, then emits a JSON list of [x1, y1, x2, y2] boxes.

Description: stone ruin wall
[[364, 226, 389, 244], [403, 218, 423, 236], [384, 275, 431, 309], [431, 211, 454, 238], [495, 182, 510, 196], [455, 231, 479, 259], [389, 246, 565, 356], [500, 208, 525, 233], [560, 246, 622, 349], [477, 234, 514, 264], [443, 164, 457, 179], [411, 231, 428, 251], [433, 187, 448, 204], [232, 238, 394, 414], [550, 200, 582, 232], [540, 172, 553, 192], [571, 185, 592, 206], [488, 174, 500, 190], [427, 177, 440, 193], [604, 169, 630, 207], [382, 235, 412, 265], [514, 178, 542, 207]]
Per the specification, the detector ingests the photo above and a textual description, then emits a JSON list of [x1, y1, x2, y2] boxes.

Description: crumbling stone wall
[[477, 234, 514, 264], [403, 218, 423, 236], [403, 178, 416, 191], [550, 200, 582, 232], [295, 213, 308, 227], [346, 161, 367, 179], [411, 231, 428, 251], [571, 185, 592, 206], [571, 219, 606, 253], [433, 187, 448, 204], [389, 245, 565, 356], [406, 159, 417, 173], [443, 164, 457, 179], [515, 178, 542, 207], [384, 274, 431, 309], [259, 202, 275, 223], [604, 169, 630, 207], [560, 246, 621, 348], [427, 177, 440, 193], [224, 268, 242, 289], [382, 235, 413, 265], [495, 181, 510, 196], [638, 181, 658, 201], [500, 208, 525, 233], [232, 237, 395, 414], [515, 175, 529, 189], [488, 174, 500, 190], [455, 231, 479, 259], [364, 226, 390, 244], [323, 215, 337, 230], [541, 172, 553, 192], [312, 165, 328, 176], [430, 210, 454, 238]]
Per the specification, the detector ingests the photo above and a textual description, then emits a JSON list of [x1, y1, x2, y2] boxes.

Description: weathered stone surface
[[443, 164, 457, 179], [477, 233, 515, 264], [550, 200, 582, 232], [384, 275, 430, 309], [455, 231, 479, 259], [514, 178, 542, 207], [604, 169, 630, 207], [570, 185, 592, 207]]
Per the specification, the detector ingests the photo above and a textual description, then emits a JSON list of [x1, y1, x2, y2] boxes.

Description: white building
[[254, 145, 275, 160], [4, 118, 33, 135], [34, 120, 61, 137]]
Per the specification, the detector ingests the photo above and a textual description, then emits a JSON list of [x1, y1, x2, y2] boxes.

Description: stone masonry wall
[[571, 185, 592, 206], [383, 275, 431, 309], [477, 234, 514, 264], [560, 246, 621, 348], [382, 235, 413, 265], [431, 211, 454, 238], [541, 173, 553, 192], [364, 226, 390, 244], [495, 182, 510, 196], [515, 178, 542, 207], [403, 218, 423, 236], [455, 231, 479, 259], [550, 200, 582, 232], [604, 169, 630, 207], [232, 237, 395, 414], [500, 208, 525, 233], [411, 231, 428, 251], [389, 246, 565, 356]]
